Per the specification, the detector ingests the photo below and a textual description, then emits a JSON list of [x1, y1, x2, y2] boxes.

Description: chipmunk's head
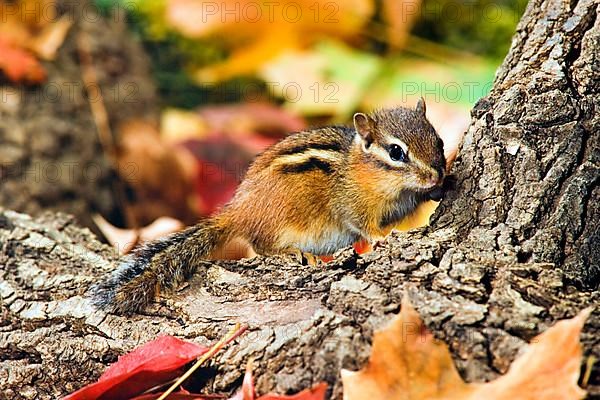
[[353, 99, 446, 200]]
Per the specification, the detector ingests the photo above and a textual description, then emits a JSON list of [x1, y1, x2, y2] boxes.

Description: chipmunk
[[92, 99, 447, 314]]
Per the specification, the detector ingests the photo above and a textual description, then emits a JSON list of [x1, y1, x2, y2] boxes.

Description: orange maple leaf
[[0, 38, 47, 83], [342, 297, 589, 400]]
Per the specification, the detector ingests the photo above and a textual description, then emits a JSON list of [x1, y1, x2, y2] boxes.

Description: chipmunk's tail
[[91, 218, 230, 314]]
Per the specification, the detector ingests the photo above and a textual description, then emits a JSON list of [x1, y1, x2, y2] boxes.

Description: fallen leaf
[[154, 324, 249, 400], [479, 309, 590, 399], [0, 37, 46, 83], [132, 391, 219, 400], [257, 385, 328, 400], [64, 336, 209, 400], [93, 214, 184, 254], [392, 200, 440, 231], [230, 363, 328, 400], [116, 119, 199, 225], [228, 363, 255, 400], [342, 297, 589, 400]]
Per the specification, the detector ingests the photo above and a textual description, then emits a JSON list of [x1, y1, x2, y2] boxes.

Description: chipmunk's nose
[[427, 177, 439, 187], [427, 168, 444, 187], [425, 168, 444, 197]]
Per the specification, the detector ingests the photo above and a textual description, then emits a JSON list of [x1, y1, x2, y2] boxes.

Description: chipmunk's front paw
[[301, 252, 318, 266], [285, 249, 318, 266]]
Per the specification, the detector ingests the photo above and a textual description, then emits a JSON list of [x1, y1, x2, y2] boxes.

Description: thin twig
[[582, 356, 596, 387], [157, 323, 248, 400], [76, 29, 141, 248], [76, 32, 115, 158], [363, 19, 483, 63]]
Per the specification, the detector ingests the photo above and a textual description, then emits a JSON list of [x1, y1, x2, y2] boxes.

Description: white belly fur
[[278, 227, 358, 255]]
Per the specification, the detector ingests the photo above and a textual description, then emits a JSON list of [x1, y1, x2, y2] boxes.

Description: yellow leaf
[[160, 108, 209, 143], [392, 200, 439, 231], [165, 0, 375, 82]]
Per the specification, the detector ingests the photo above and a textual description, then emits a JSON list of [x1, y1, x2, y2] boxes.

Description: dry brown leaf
[[116, 119, 199, 225], [342, 297, 589, 400], [479, 309, 589, 399], [342, 297, 472, 399]]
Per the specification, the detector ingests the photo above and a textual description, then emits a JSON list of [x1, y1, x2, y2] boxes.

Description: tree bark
[[1, 0, 599, 399]]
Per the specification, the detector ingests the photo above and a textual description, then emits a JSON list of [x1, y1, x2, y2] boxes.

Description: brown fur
[[92, 102, 446, 314]]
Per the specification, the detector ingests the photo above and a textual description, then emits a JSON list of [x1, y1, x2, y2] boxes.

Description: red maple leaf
[[64, 336, 208, 400], [230, 366, 327, 400]]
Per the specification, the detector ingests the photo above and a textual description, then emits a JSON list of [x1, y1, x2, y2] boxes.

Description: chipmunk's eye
[[389, 144, 407, 162]]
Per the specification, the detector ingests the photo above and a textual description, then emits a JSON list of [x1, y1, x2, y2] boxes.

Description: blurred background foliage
[[413, 0, 527, 60], [96, 0, 526, 111]]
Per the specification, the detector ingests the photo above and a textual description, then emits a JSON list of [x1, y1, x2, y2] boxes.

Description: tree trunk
[[1, 0, 598, 399]]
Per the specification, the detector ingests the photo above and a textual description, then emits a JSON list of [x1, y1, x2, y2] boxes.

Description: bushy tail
[[91, 219, 229, 314]]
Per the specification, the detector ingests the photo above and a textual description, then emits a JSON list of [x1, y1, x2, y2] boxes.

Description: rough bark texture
[[0, 0, 158, 235], [1, 0, 599, 399]]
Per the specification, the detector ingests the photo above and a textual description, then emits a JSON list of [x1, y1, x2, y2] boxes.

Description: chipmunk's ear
[[353, 112, 375, 146], [415, 97, 426, 116]]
